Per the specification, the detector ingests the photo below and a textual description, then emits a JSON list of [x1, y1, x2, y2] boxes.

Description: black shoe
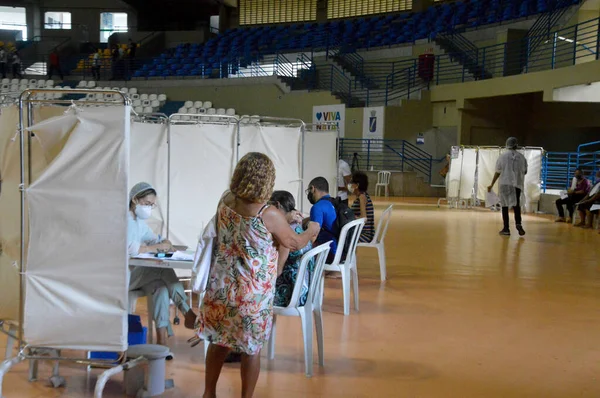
[[516, 225, 526, 236], [499, 229, 510, 236]]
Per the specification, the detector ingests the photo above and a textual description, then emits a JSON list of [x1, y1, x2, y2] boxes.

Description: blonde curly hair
[[230, 152, 276, 203]]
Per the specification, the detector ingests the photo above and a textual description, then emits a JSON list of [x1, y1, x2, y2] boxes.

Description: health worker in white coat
[[128, 182, 197, 353]]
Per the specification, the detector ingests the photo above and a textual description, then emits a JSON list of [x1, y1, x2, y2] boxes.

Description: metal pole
[[572, 26, 578, 65], [166, 120, 171, 239], [18, 92, 26, 350], [300, 124, 305, 213]]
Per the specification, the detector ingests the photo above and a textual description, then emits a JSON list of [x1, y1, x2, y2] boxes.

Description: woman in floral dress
[[198, 152, 320, 398]]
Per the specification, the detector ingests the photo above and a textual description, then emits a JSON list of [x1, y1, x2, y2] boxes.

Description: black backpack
[[321, 197, 356, 259], [323, 197, 355, 236]]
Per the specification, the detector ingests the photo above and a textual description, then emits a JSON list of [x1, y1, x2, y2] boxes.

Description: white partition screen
[[24, 106, 130, 351], [169, 123, 236, 248], [302, 130, 338, 213], [130, 122, 168, 236], [447, 147, 463, 199], [459, 148, 478, 200], [521, 148, 543, 204], [477, 148, 501, 201], [238, 123, 303, 207]]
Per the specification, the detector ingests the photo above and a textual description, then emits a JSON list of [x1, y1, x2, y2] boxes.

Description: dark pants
[[12, 64, 21, 78], [0, 63, 6, 78], [92, 66, 100, 80], [502, 187, 522, 230], [555, 193, 586, 218], [48, 64, 63, 80]]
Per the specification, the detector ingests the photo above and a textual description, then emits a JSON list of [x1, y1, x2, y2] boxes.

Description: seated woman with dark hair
[[270, 190, 315, 307], [349, 171, 375, 243]]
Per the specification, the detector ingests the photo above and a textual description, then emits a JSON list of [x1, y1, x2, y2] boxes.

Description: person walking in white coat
[[488, 137, 528, 237]]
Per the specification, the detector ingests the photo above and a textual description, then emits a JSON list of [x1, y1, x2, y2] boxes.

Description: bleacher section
[[133, 0, 578, 79]]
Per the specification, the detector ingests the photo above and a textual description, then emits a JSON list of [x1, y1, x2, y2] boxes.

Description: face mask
[[347, 184, 355, 193], [135, 204, 152, 220], [307, 191, 316, 205]]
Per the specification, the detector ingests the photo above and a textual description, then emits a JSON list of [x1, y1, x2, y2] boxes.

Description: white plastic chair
[[225, 108, 235, 116], [151, 100, 160, 108], [193, 100, 203, 108], [375, 171, 392, 197], [36, 80, 46, 88], [1, 78, 9, 84], [10, 78, 18, 85], [77, 81, 86, 88], [178, 107, 187, 113], [202, 101, 212, 109], [184, 100, 193, 108], [140, 93, 149, 100], [133, 99, 142, 107], [188, 107, 198, 114], [46, 80, 54, 88], [197, 108, 206, 114], [120, 87, 128, 93], [134, 106, 144, 114], [148, 93, 158, 101], [20, 79, 28, 85], [357, 205, 393, 281], [158, 94, 167, 102], [143, 106, 153, 114], [142, 99, 151, 107], [128, 87, 138, 95], [267, 242, 331, 377], [111, 86, 120, 91], [324, 218, 366, 315], [131, 93, 140, 101], [207, 108, 216, 115], [216, 108, 226, 115]]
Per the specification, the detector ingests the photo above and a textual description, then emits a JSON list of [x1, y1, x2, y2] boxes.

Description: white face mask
[[347, 184, 355, 193], [135, 204, 152, 220]]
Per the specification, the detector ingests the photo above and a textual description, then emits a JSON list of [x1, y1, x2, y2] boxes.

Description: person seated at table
[[575, 171, 600, 228], [349, 171, 375, 243], [270, 190, 315, 307], [555, 168, 590, 223], [128, 182, 196, 351]]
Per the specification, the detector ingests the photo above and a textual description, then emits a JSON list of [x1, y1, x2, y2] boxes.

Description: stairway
[[434, 33, 493, 80]]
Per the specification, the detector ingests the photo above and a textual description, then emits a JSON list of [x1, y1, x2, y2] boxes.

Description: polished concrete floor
[[1, 198, 599, 397]]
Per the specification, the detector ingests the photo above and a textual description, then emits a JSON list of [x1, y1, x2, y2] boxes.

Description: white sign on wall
[[363, 106, 385, 152], [312, 104, 345, 137]]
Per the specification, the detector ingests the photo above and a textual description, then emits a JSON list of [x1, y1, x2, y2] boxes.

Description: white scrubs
[[495, 150, 528, 208], [128, 213, 190, 336]]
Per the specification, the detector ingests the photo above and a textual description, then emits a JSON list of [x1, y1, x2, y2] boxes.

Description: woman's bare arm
[[262, 207, 319, 251], [277, 246, 290, 276], [359, 193, 367, 219]]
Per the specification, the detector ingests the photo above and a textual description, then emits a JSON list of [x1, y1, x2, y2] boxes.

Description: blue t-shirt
[[310, 195, 338, 255]]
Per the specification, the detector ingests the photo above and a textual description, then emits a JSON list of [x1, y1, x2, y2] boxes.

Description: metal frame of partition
[[0, 89, 149, 397]]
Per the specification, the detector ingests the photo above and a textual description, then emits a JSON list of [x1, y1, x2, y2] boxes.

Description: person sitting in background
[[337, 158, 352, 205], [575, 170, 600, 228], [349, 171, 375, 243], [127, 182, 197, 354], [270, 190, 315, 307], [306, 176, 338, 263], [555, 168, 590, 223]]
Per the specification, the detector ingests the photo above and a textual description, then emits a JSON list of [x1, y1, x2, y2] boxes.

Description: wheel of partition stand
[[49, 375, 66, 388]]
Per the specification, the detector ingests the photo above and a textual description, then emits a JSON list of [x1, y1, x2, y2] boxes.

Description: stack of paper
[[171, 250, 195, 261]]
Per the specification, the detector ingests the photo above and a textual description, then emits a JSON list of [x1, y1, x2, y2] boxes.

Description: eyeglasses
[[137, 201, 157, 209], [305, 187, 312, 195]]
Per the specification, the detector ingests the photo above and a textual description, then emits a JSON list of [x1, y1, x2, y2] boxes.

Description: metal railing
[[339, 138, 434, 183], [542, 147, 599, 192]]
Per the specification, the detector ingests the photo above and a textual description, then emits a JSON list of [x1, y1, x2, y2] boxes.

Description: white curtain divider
[[477, 148, 501, 201], [302, 130, 338, 213], [24, 106, 130, 351], [459, 148, 477, 200], [447, 147, 463, 199], [238, 124, 303, 208], [169, 123, 236, 248], [521, 148, 543, 205], [130, 122, 168, 236]]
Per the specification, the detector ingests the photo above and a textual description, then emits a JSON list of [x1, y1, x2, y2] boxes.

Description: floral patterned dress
[[198, 198, 278, 355]]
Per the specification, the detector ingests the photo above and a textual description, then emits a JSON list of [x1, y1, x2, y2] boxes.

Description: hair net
[[129, 182, 155, 201], [506, 137, 518, 149]]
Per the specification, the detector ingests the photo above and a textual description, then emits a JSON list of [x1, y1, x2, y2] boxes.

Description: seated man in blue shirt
[[306, 176, 338, 263]]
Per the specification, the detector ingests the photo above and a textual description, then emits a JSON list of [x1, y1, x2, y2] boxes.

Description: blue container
[[89, 315, 147, 361]]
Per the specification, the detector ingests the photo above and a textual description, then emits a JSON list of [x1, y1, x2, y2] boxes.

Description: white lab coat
[[496, 150, 528, 207]]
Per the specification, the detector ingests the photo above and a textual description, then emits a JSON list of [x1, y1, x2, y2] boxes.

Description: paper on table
[[560, 191, 569, 200], [171, 250, 195, 261], [591, 204, 600, 212], [133, 253, 156, 259], [486, 191, 500, 206]]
